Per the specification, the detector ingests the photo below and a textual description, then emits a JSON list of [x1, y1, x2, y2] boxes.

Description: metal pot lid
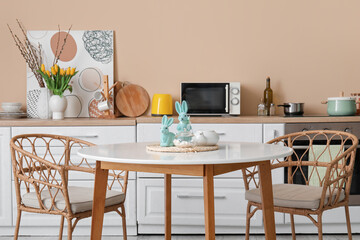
[[327, 97, 356, 101]]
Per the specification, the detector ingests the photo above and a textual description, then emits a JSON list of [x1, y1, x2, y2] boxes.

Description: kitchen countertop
[[136, 115, 360, 124], [0, 117, 136, 126], [0, 115, 360, 126]]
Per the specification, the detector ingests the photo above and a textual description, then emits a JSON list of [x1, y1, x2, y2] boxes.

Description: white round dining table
[[78, 142, 293, 240]]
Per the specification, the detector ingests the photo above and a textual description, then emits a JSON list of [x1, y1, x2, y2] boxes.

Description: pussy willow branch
[[16, 19, 40, 70], [53, 24, 72, 65], [7, 22, 45, 88], [38, 43, 42, 65], [53, 25, 61, 66], [8, 20, 73, 88]]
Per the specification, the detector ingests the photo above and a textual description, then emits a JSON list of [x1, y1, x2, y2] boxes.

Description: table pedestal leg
[[165, 174, 172, 240], [203, 165, 215, 240], [258, 161, 276, 240], [91, 161, 109, 240]]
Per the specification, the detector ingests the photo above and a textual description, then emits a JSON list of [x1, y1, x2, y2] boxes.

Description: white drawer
[[12, 126, 136, 146], [137, 178, 262, 231], [137, 123, 262, 178], [12, 180, 136, 228]]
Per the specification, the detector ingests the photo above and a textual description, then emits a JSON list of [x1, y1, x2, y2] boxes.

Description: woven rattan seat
[[22, 186, 125, 214]]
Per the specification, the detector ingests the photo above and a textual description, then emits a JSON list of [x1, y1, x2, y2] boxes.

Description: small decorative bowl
[[2, 102, 22, 113], [173, 131, 195, 148]]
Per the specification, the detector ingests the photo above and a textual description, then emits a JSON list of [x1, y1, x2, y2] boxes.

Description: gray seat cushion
[[22, 186, 125, 214], [245, 184, 345, 210]]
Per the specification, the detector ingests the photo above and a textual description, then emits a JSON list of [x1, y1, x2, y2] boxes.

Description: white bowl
[[173, 139, 195, 148], [2, 102, 22, 112], [2, 102, 21, 106]]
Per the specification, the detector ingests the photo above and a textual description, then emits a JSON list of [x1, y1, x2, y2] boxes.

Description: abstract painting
[[27, 30, 114, 118]]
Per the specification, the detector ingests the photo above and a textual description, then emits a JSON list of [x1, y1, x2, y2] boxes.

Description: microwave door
[[181, 83, 229, 115]]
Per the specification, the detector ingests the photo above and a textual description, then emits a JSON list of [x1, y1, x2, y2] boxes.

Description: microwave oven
[[181, 82, 240, 115]]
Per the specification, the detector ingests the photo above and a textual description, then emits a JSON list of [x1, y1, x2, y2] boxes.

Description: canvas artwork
[[26, 30, 114, 118]]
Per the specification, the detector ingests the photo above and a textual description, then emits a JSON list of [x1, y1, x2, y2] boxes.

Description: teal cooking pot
[[326, 97, 356, 116]]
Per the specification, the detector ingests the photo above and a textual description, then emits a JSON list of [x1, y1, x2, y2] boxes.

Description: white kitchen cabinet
[[136, 123, 264, 233], [2, 120, 357, 236], [137, 123, 262, 143], [0, 127, 12, 226], [263, 124, 285, 184], [12, 126, 136, 145], [263, 124, 285, 144], [137, 178, 262, 234]]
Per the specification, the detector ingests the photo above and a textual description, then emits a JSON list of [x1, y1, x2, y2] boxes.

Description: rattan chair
[[10, 134, 129, 240], [242, 130, 358, 240]]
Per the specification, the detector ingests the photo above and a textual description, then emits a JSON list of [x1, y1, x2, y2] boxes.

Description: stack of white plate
[[0, 102, 26, 119]]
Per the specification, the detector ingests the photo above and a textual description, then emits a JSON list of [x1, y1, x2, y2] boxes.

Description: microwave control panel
[[229, 82, 241, 115]]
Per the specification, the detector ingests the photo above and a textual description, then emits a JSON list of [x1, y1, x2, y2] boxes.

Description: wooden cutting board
[[115, 84, 150, 117], [113, 80, 123, 117]]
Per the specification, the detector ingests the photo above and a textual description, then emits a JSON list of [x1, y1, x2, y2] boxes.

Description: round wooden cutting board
[[115, 84, 150, 117]]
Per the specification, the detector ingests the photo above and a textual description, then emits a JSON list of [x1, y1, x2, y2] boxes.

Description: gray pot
[[278, 103, 304, 116]]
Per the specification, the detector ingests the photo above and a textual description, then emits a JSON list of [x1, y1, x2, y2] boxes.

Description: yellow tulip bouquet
[[37, 64, 77, 96]]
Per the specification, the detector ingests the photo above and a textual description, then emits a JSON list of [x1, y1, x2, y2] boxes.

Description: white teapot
[[194, 130, 219, 146]]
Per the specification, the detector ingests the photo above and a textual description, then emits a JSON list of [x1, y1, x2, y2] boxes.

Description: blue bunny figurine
[[160, 115, 175, 147], [175, 100, 192, 133]]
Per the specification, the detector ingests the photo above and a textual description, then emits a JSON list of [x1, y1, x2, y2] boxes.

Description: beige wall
[[2, 0, 360, 116]]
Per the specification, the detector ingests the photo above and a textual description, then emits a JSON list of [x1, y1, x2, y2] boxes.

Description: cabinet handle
[[217, 132, 226, 136], [273, 129, 277, 139], [177, 194, 226, 199], [68, 135, 99, 139]]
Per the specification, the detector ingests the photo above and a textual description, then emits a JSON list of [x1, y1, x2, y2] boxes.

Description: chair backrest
[[10, 134, 129, 215], [242, 130, 358, 208]]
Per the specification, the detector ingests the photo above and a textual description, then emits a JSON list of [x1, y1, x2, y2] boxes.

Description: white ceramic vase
[[37, 88, 52, 119], [49, 95, 67, 120]]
